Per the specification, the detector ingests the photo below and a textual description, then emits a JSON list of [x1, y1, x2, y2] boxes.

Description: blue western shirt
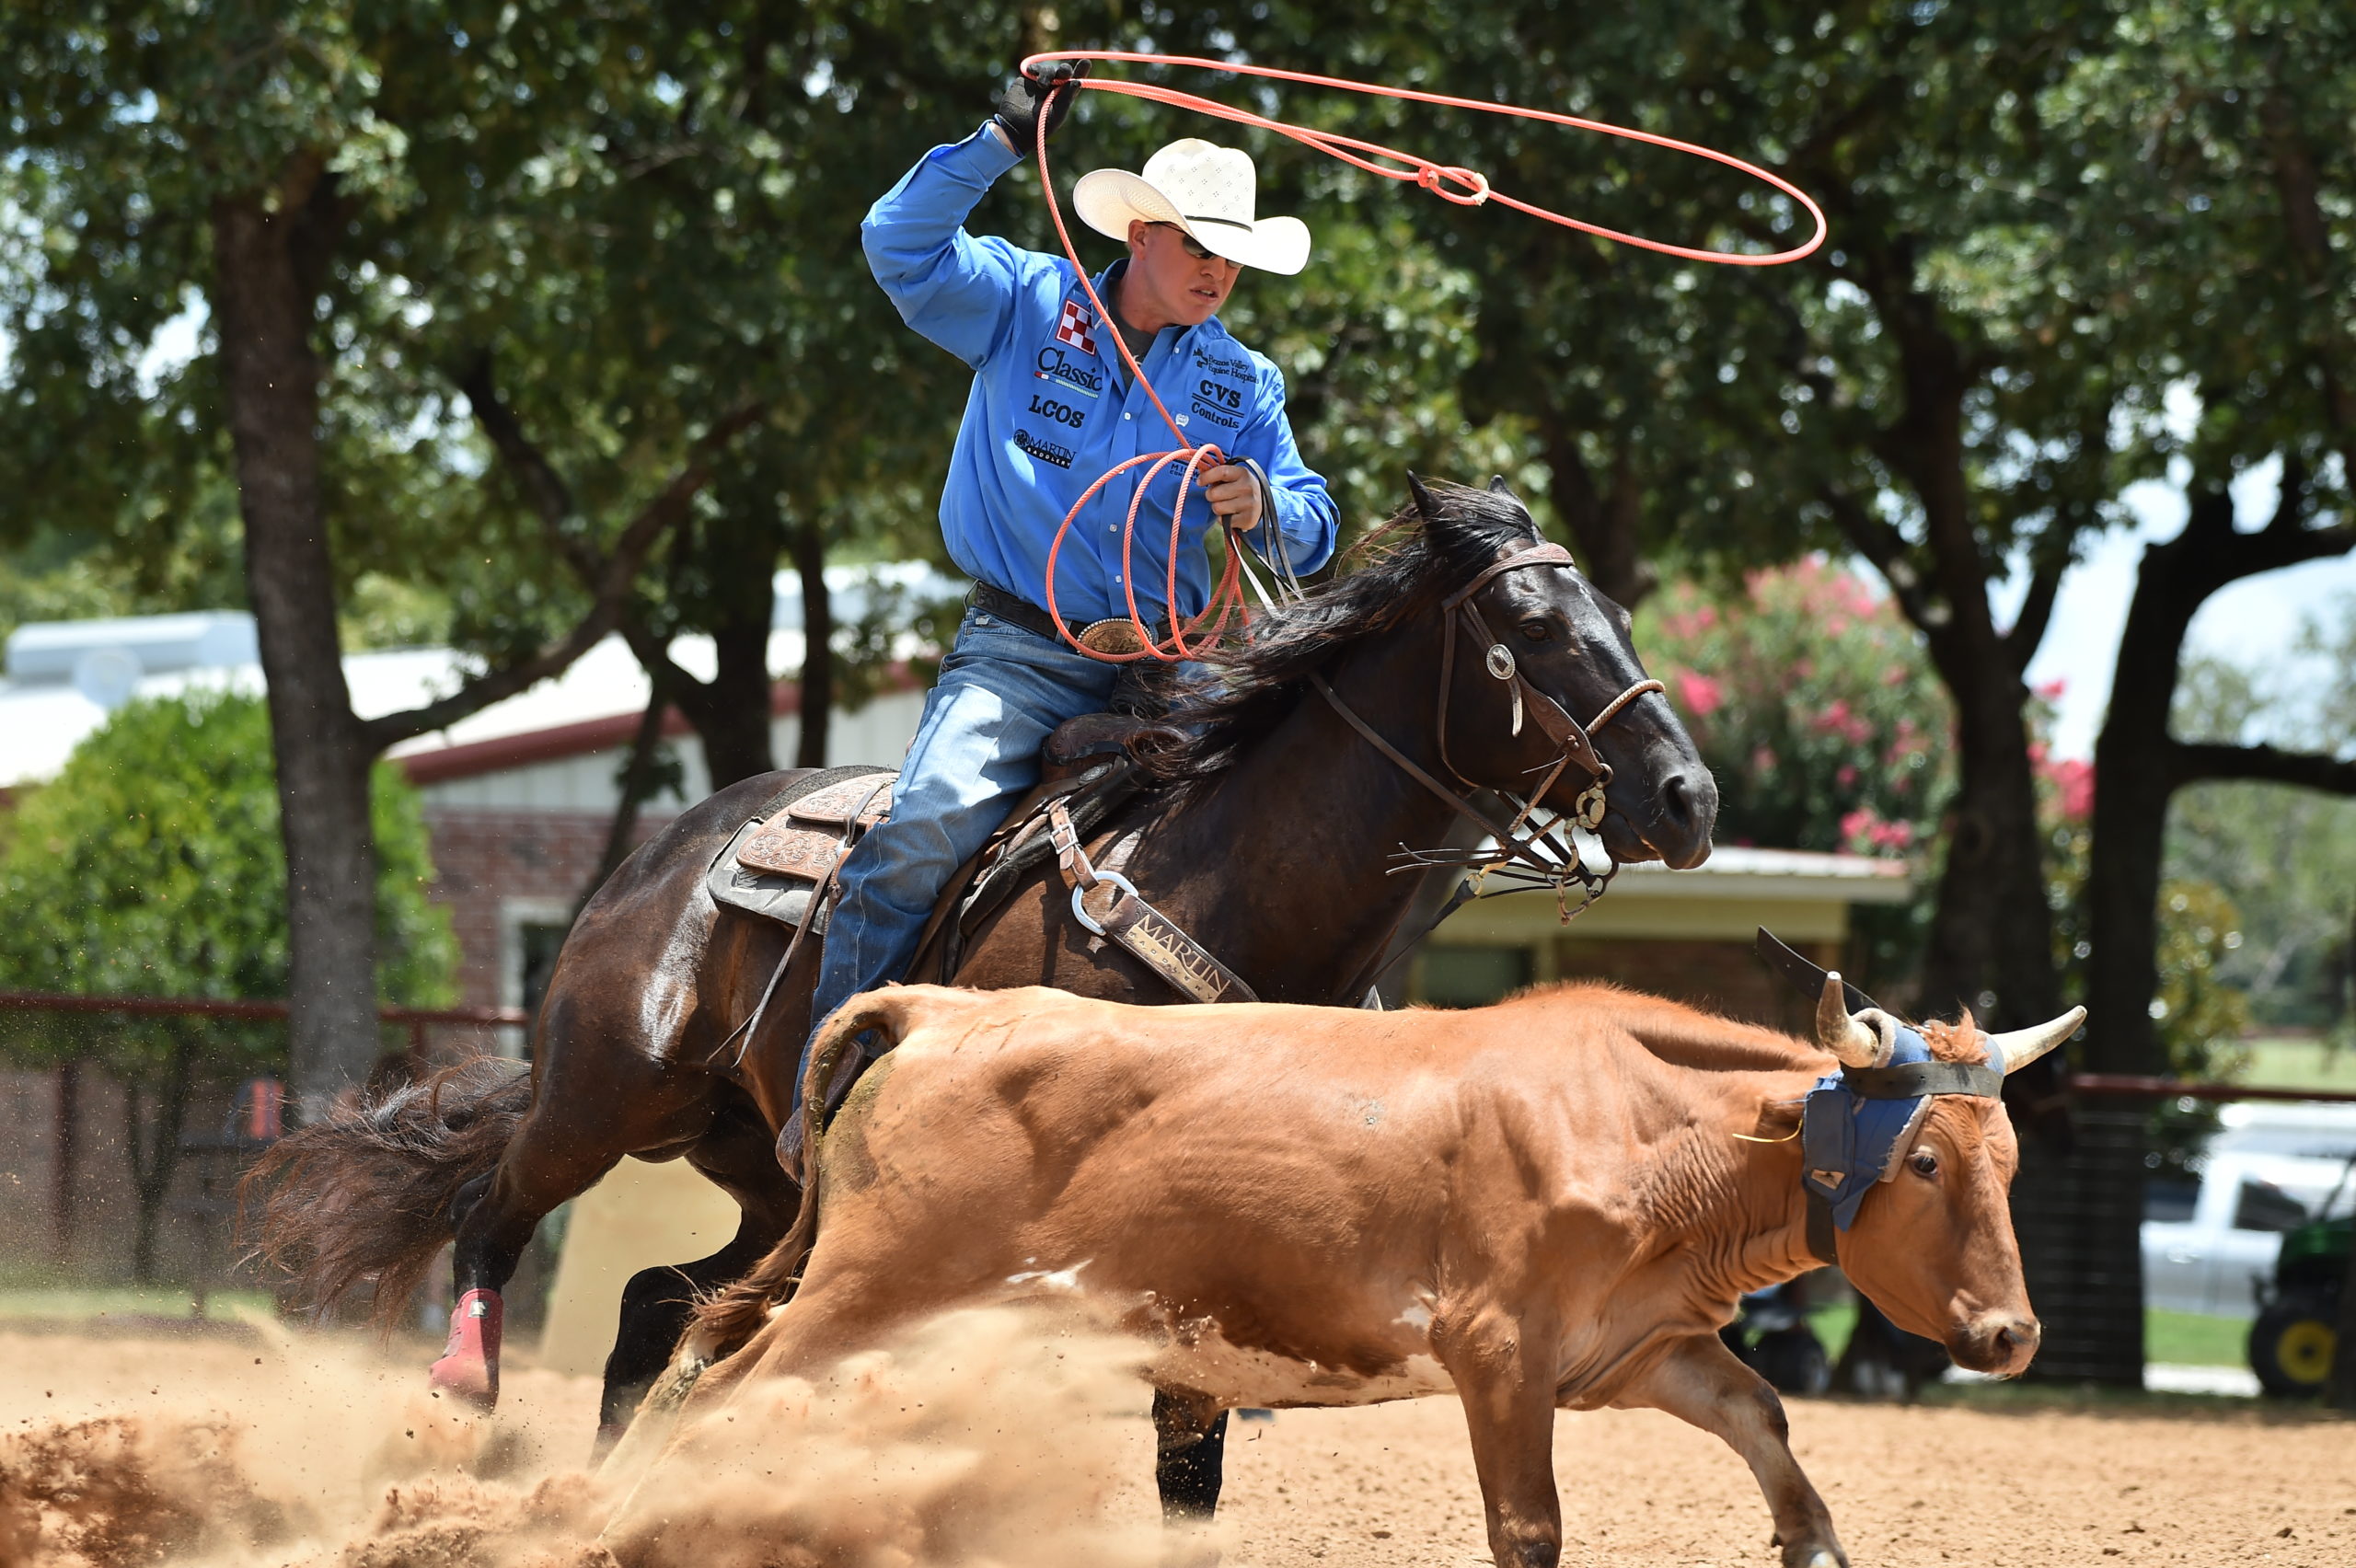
[[861, 124, 1339, 624]]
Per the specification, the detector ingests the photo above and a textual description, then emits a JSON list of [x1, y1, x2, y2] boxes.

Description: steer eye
[[1908, 1147, 1939, 1179]]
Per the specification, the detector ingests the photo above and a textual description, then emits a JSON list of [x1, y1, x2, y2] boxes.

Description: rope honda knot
[[1416, 165, 1491, 205]]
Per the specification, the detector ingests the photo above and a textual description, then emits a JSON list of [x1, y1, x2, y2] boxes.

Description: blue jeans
[[807, 605, 1124, 1050]]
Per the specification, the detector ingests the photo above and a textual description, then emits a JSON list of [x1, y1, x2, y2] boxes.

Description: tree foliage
[[0, 688, 453, 1029], [2165, 610, 2356, 1032], [1637, 559, 1955, 856]]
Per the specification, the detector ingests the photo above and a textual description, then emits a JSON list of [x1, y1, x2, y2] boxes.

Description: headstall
[[1312, 541, 1664, 922]]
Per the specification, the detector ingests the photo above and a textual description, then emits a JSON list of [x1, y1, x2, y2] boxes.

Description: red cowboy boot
[[428, 1287, 503, 1407]]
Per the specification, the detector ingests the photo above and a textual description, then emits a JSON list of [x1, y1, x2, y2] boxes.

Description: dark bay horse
[[248, 476, 1715, 1498]]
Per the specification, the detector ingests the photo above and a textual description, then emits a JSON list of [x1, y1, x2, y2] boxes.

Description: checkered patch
[[1055, 298, 1098, 355]]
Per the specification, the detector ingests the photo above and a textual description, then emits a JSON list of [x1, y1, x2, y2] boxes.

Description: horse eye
[[1518, 617, 1553, 643], [1909, 1148, 1939, 1179]]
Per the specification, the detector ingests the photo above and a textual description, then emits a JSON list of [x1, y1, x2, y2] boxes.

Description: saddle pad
[[708, 818, 822, 928], [738, 774, 896, 878]]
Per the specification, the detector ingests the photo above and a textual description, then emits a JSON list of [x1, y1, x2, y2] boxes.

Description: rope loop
[[1017, 52, 1829, 664]]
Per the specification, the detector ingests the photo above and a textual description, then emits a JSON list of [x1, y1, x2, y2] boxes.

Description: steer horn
[[1988, 1007, 2087, 1076], [1816, 973, 1885, 1069]]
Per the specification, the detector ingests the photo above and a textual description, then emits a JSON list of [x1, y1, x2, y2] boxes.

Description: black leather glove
[[992, 59, 1089, 149]]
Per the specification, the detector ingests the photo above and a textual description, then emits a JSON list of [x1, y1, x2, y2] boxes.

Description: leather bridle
[[1309, 540, 1665, 907]]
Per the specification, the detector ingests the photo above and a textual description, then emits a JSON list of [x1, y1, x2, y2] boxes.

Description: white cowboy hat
[[1072, 138, 1311, 276]]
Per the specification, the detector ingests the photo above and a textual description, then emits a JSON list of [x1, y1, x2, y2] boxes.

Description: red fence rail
[[7, 989, 2352, 1103], [2069, 1073, 2356, 1106], [0, 988, 528, 1053]]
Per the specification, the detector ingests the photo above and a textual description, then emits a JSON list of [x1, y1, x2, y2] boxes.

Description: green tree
[[2027, 0, 2356, 1388], [0, 689, 453, 1278], [1260, 0, 2131, 1047], [1, 4, 757, 1111], [2165, 635, 2356, 1033]]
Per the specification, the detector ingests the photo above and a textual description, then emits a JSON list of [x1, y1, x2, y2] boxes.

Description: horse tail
[[240, 1054, 533, 1330], [686, 993, 915, 1358]]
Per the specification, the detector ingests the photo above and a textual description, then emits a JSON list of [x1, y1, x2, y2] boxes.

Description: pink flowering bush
[[1636, 558, 1955, 856]]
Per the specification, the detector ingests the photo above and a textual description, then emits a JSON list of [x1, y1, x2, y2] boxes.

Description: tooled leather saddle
[[704, 712, 1155, 951]]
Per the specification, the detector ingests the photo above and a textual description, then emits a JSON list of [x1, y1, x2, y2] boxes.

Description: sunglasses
[[1150, 223, 1230, 265]]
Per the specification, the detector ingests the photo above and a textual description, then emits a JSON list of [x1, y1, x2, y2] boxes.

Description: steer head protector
[[1756, 928, 2084, 1253]]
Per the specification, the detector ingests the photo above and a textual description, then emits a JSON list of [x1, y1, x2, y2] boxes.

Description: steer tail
[[239, 1055, 533, 1330], [686, 993, 914, 1358]]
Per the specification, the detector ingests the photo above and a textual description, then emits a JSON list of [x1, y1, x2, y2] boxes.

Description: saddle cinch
[[704, 712, 1161, 977]]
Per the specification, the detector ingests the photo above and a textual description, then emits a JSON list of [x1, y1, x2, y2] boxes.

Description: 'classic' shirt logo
[[1034, 344, 1103, 398]]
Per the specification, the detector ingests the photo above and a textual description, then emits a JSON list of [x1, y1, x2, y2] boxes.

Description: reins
[[1017, 52, 1826, 665]]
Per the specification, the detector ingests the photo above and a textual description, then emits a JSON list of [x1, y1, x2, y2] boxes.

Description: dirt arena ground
[[4, 1321, 2352, 1568]]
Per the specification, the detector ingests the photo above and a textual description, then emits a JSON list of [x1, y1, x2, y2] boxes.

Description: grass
[[2241, 1034, 2356, 1093], [1802, 1300, 2249, 1370], [0, 1262, 271, 1324], [2146, 1308, 2249, 1367], [1808, 1300, 1857, 1361], [0, 1285, 275, 1323]]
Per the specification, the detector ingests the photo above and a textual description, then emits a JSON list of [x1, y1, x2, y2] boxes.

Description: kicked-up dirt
[[2, 1322, 2350, 1568]]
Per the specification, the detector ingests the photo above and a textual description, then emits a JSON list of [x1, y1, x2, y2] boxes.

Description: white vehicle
[[2141, 1102, 2356, 1320]]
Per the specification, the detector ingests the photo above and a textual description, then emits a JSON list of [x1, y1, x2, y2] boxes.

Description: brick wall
[[1555, 935, 1842, 1034], [422, 807, 670, 1010]]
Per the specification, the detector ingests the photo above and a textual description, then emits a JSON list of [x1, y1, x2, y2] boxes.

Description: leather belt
[[971, 582, 1172, 658]]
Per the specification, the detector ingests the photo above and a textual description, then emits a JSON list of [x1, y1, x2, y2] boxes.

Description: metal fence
[[2, 989, 528, 1293]]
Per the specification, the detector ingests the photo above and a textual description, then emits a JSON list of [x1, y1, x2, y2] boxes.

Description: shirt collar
[[1088, 259, 1224, 370]]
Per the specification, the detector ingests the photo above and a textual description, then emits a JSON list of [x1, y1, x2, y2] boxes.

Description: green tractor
[[2247, 1158, 2353, 1399]]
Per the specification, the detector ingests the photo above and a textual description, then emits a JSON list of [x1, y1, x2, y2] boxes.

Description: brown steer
[[622, 979, 2080, 1568]]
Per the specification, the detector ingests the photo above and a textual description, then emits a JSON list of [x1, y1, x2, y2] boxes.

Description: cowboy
[[807, 68, 1339, 1058]]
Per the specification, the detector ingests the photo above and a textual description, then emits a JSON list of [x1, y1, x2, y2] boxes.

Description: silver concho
[[1484, 643, 1516, 680]]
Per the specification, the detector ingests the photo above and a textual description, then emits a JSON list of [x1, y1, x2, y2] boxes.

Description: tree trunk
[[2030, 531, 2206, 1391], [1849, 294, 2100, 1377], [698, 609, 779, 789], [582, 690, 676, 915], [1537, 414, 1655, 610], [211, 183, 382, 1119], [123, 1032, 197, 1284], [1912, 657, 2060, 1027], [51, 1061, 78, 1265], [791, 515, 834, 769], [2084, 514, 2220, 1081], [2079, 484, 2356, 1391]]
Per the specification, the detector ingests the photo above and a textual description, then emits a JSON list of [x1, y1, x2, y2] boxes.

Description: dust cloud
[[0, 1307, 1182, 1568]]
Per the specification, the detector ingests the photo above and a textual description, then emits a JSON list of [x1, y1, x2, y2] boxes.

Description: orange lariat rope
[[1022, 52, 1829, 663]]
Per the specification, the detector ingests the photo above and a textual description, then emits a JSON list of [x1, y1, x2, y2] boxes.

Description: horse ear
[[1488, 474, 1516, 498], [1407, 472, 1440, 520]]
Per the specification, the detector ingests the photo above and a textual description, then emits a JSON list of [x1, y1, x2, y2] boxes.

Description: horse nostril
[[1992, 1317, 2040, 1357], [1661, 772, 1692, 824]]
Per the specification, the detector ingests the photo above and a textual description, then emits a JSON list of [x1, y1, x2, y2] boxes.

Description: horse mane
[[1126, 478, 1542, 787]]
